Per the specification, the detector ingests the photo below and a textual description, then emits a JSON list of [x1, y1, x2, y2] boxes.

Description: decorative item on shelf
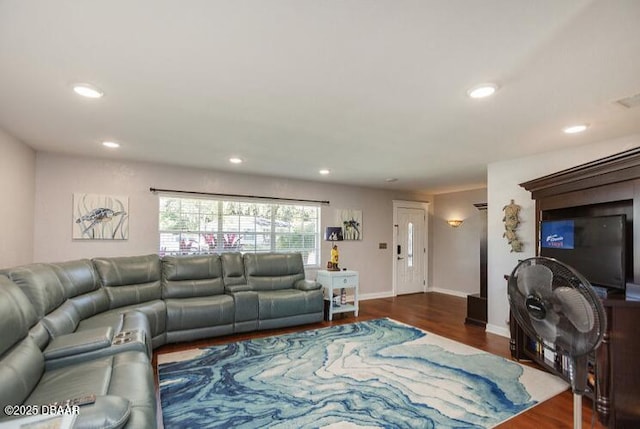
[[330, 244, 340, 271], [341, 287, 347, 305], [447, 219, 463, 228], [502, 199, 523, 252], [325, 227, 343, 271]]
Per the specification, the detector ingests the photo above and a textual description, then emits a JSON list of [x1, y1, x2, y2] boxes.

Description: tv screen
[[539, 215, 626, 289]]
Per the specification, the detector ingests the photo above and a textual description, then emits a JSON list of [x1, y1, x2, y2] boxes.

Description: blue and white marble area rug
[[158, 318, 568, 428]]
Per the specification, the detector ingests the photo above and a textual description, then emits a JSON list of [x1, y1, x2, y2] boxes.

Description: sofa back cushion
[[0, 338, 43, 413], [51, 259, 100, 297], [0, 277, 44, 410], [3, 264, 84, 338], [93, 254, 161, 309], [0, 276, 38, 354], [244, 253, 305, 291], [5, 264, 66, 320], [161, 255, 224, 299], [221, 253, 247, 286], [52, 259, 110, 321]]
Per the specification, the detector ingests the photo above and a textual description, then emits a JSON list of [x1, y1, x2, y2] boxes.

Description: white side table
[[316, 270, 359, 321]]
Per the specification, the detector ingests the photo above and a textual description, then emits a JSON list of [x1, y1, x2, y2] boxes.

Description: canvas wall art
[[324, 227, 343, 241], [338, 209, 362, 240], [73, 193, 129, 240]]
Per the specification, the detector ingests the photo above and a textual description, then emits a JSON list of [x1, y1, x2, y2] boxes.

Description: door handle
[[397, 257, 404, 260]]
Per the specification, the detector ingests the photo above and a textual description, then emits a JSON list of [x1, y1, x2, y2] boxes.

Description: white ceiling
[[1, 0, 640, 194]]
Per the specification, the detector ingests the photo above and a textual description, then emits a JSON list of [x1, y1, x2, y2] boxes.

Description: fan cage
[[508, 257, 606, 359]]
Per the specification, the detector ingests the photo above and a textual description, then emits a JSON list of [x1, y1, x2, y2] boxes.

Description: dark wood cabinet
[[466, 203, 487, 326], [517, 147, 640, 427], [596, 299, 640, 428]]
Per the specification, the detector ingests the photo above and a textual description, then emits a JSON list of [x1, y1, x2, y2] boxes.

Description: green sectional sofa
[[0, 252, 324, 428]]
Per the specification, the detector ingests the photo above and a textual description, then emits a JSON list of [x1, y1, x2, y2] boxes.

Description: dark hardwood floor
[[154, 292, 605, 429]]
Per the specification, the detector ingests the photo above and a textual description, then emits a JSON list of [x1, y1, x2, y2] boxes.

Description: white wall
[[34, 152, 430, 297], [431, 188, 487, 297], [486, 133, 640, 337], [0, 128, 35, 268]]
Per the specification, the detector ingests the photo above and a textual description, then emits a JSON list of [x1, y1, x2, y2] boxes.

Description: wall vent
[[615, 92, 640, 109]]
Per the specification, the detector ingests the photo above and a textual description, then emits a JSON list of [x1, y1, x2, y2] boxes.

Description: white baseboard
[[359, 291, 395, 301], [427, 287, 469, 298], [486, 324, 510, 338], [359, 289, 477, 301]]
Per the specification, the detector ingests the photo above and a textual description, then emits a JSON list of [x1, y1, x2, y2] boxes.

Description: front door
[[396, 207, 426, 295]]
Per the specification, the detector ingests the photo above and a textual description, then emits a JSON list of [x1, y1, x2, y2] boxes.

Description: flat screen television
[[539, 214, 626, 290]]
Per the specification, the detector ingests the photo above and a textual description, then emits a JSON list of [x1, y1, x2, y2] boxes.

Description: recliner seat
[[161, 254, 234, 343], [0, 276, 156, 429]]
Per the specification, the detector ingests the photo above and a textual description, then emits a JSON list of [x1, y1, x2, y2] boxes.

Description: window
[[407, 222, 414, 268], [158, 196, 320, 266]]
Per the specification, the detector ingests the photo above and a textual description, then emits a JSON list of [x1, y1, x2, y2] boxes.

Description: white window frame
[[158, 195, 321, 267]]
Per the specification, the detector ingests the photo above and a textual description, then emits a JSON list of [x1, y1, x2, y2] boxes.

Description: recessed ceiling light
[[319, 169, 330, 175], [73, 83, 104, 99], [467, 83, 498, 99], [229, 157, 243, 164], [563, 124, 589, 134], [102, 141, 120, 148]]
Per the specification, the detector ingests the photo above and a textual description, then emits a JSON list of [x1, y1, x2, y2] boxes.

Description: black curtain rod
[[149, 187, 330, 205]]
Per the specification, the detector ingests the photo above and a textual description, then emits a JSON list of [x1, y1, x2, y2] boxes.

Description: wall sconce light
[[447, 219, 463, 228]]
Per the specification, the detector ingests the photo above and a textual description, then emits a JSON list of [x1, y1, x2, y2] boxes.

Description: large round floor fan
[[508, 257, 606, 429]]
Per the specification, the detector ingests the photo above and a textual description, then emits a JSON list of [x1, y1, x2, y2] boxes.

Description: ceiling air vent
[[615, 92, 640, 109]]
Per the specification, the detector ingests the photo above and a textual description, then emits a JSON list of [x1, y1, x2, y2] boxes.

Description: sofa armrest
[[225, 284, 252, 293], [44, 327, 114, 360], [10, 395, 132, 429], [295, 279, 322, 291], [73, 395, 131, 429]]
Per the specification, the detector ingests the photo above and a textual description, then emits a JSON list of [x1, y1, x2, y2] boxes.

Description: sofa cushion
[[26, 351, 156, 428], [5, 264, 67, 319], [0, 276, 38, 353], [93, 255, 161, 309], [0, 338, 44, 416], [221, 252, 247, 286], [63, 395, 131, 429], [161, 255, 224, 299], [244, 253, 305, 291], [69, 288, 111, 320], [4, 264, 84, 340], [258, 289, 323, 319], [165, 295, 234, 332], [51, 259, 101, 298], [0, 276, 50, 349], [40, 300, 82, 337], [0, 277, 44, 411], [29, 323, 52, 351]]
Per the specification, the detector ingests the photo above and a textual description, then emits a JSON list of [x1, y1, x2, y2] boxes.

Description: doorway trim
[[392, 200, 430, 296]]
